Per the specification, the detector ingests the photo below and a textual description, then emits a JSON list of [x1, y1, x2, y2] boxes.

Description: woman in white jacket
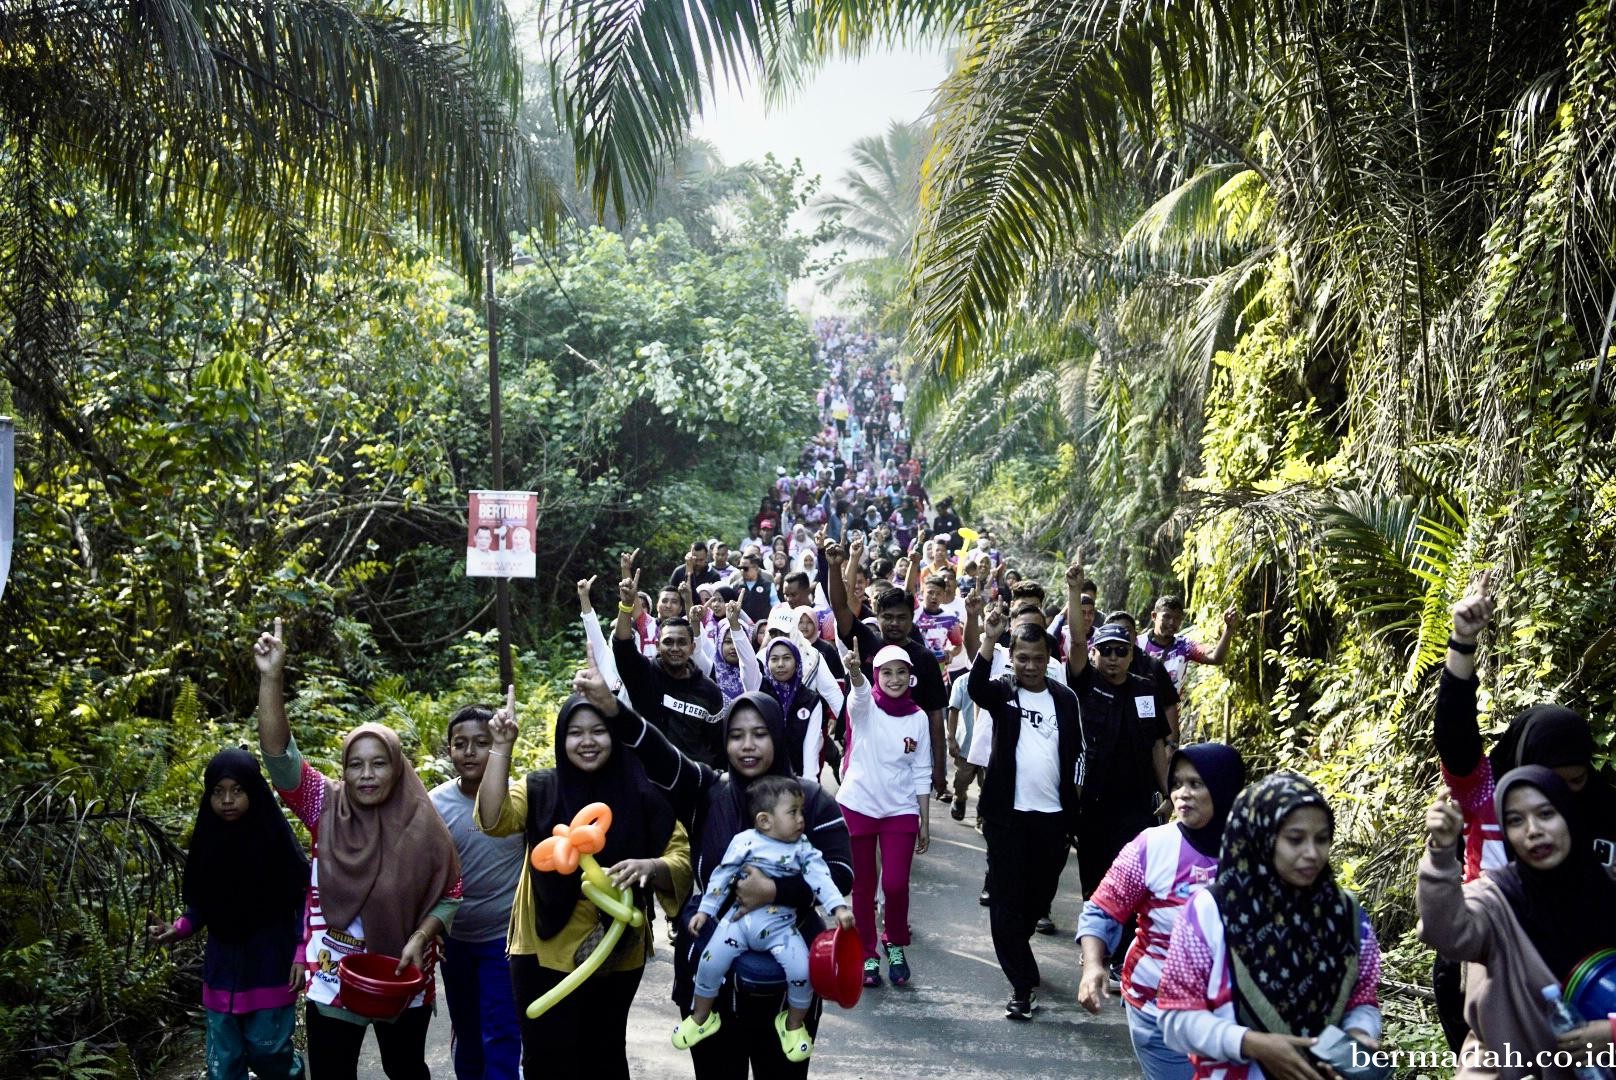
[[838, 643, 930, 990]]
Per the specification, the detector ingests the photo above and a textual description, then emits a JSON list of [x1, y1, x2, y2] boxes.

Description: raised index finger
[[273, 616, 283, 640], [505, 684, 516, 713]]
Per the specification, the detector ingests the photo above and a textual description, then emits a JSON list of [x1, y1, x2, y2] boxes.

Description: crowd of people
[[152, 333, 1616, 1080]]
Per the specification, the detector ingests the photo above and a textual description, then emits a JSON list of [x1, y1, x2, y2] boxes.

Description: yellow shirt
[[479, 779, 692, 971]]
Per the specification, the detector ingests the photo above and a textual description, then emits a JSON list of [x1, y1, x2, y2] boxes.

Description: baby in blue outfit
[[672, 775, 854, 1063]]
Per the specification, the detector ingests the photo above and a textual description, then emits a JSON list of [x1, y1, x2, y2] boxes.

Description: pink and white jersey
[[1156, 890, 1381, 1080], [1441, 756, 1506, 881], [1090, 824, 1218, 1017]]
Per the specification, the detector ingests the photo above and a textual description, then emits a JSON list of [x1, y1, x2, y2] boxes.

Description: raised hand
[[725, 600, 742, 628], [814, 525, 828, 549], [964, 591, 985, 620], [1451, 570, 1494, 642], [253, 617, 286, 677], [825, 541, 844, 567], [1425, 790, 1462, 851], [846, 639, 864, 686], [619, 548, 640, 582], [983, 602, 1009, 642], [618, 569, 640, 610], [1065, 549, 1086, 591], [1223, 604, 1243, 630], [572, 664, 618, 715], [848, 537, 865, 566], [576, 575, 597, 613], [489, 684, 518, 748]]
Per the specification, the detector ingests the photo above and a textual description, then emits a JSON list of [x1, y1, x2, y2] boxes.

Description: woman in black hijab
[[148, 748, 308, 1080], [1076, 743, 1245, 1080], [1420, 766, 1616, 1076], [477, 692, 688, 1080], [573, 664, 853, 1080]]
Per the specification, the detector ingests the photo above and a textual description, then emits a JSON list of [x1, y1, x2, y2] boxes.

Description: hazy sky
[[690, 47, 950, 314]]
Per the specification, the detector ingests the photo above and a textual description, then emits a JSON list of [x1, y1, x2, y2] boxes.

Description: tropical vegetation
[[543, 0, 1616, 1052]]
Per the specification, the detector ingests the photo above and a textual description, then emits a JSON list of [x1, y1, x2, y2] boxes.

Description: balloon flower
[[524, 801, 645, 1019]]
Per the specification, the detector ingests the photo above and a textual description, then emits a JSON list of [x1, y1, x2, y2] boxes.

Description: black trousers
[[510, 955, 643, 1080], [983, 810, 1069, 995], [304, 1001, 431, 1080], [1432, 954, 1471, 1051]]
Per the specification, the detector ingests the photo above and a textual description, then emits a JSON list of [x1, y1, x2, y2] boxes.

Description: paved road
[[372, 788, 1140, 1079]]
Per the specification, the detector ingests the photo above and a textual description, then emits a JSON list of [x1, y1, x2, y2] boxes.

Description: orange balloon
[[528, 801, 615, 877], [568, 824, 605, 854], [570, 802, 613, 833]]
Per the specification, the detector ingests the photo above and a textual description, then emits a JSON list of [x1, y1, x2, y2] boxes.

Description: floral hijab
[[1209, 771, 1359, 1037]]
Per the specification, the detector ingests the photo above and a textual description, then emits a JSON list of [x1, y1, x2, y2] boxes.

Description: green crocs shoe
[[672, 1011, 721, 1050], [775, 1011, 813, 1063]]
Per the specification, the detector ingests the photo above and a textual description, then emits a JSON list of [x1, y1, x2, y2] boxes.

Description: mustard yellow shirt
[[479, 779, 692, 971]]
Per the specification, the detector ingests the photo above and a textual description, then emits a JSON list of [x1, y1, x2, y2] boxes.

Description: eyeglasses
[[1094, 644, 1131, 658]]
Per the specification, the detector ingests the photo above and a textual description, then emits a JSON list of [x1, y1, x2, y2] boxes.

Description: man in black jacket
[[967, 603, 1083, 1021], [1063, 557, 1171, 935], [612, 569, 725, 768]]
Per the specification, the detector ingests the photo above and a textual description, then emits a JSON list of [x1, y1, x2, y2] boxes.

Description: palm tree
[[813, 118, 930, 325], [0, 0, 557, 460]]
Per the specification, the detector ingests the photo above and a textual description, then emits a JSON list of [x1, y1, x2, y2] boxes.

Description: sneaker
[[775, 1011, 813, 1062], [1035, 917, 1057, 936], [974, 818, 984, 835], [863, 958, 882, 987], [937, 790, 953, 803], [978, 889, 991, 906], [1005, 988, 1038, 1021], [950, 802, 966, 822], [671, 1011, 721, 1050], [1108, 962, 1124, 990], [884, 942, 911, 986]]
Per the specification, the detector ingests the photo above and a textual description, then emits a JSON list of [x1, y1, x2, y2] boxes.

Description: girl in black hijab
[[148, 748, 308, 1080], [1157, 772, 1383, 1080], [476, 692, 688, 1080], [575, 665, 853, 1080], [1076, 743, 1245, 1080]]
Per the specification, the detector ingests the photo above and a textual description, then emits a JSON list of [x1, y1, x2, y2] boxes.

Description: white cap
[[871, 644, 912, 670]]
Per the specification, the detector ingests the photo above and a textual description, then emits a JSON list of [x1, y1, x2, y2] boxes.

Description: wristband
[[618, 602, 636, 613], [1447, 637, 1478, 655], [488, 749, 510, 758]]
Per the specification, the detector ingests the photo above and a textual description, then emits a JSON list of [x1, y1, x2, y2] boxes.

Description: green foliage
[[0, 124, 819, 1071]]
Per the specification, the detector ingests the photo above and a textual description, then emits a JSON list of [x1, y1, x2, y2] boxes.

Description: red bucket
[[338, 954, 428, 1020], [808, 927, 863, 1009]]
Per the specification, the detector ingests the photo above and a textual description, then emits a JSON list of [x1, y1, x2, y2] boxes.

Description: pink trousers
[[840, 806, 918, 960]]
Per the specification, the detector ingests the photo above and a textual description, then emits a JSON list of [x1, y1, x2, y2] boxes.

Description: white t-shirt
[[1011, 686, 1062, 814], [965, 646, 1067, 767]]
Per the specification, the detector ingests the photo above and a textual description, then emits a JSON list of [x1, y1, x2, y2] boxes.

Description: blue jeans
[[205, 1005, 302, 1080], [441, 935, 521, 1080], [1126, 1001, 1193, 1080]]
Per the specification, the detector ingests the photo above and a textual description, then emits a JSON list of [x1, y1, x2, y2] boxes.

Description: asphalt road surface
[[371, 788, 1141, 1079]]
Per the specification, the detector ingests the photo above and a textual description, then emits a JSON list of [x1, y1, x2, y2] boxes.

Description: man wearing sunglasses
[[1063, 554, 1175, 983]]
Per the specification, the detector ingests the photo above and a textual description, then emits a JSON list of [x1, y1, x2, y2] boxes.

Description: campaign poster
[[465, 490, 537, 578]]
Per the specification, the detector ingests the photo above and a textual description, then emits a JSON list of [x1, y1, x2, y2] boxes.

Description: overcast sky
[[690, 47, 950, 314]]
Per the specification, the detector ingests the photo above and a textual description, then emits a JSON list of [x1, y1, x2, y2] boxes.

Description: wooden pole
[[487, 251, 515, 690]]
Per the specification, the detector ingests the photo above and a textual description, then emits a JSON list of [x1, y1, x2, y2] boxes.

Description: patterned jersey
[[1089, 824, 1218, 1016], [1156, 890, 1381, 1080], [1138, 633, 1211, 692]]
